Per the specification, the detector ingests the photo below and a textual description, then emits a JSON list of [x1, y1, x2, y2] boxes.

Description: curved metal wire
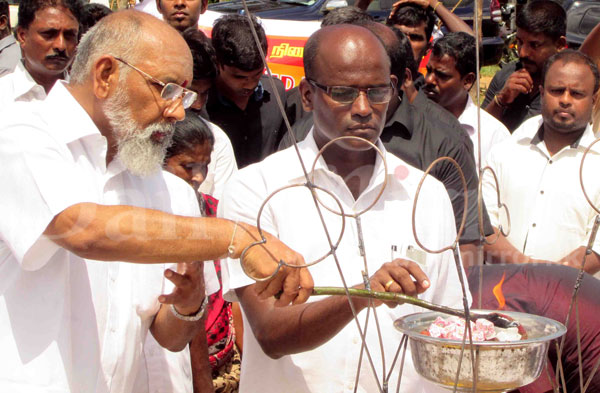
[[411, 156, 469, 253], [579, 136, 600, 214], [478, 165, 511, 245], [309, 135, 389, 218], [238, 182, 347, 282]]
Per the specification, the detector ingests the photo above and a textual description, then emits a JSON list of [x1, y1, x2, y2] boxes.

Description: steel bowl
[[394, 310, 566, 392]]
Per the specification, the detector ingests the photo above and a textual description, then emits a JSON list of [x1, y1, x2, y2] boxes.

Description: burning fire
[[493, 272, 506, 310]]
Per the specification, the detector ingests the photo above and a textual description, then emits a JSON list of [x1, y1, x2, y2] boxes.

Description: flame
[[492, 272, 506, 310]]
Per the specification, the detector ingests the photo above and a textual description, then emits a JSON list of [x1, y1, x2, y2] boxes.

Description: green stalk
[[312, 286, 467, 319]]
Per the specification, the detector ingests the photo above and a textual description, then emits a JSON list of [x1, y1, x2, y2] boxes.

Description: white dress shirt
[[197, 118, 238, 200], [0, 82, 218, 393], [0, 34, 21, 76], [219, 131, 469, 393], [458, 95, 510, 169], [482, 115, 600, 264], [0, 60, 48, 107]]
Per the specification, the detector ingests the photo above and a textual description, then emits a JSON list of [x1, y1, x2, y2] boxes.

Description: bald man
[[219, 24, 466, 392], [0, 11, 311, 392]]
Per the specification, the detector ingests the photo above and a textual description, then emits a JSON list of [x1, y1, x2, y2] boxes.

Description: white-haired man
[[0, 10, 311, 392]]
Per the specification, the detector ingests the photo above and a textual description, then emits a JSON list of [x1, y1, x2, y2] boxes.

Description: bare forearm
[[483, 227, 531, 264], [44, 203, 245, 263], [560, 247, 600, 275], [151, 303, 206, 352], [190, 324, 215, 393], [580, 23, 600, 66], [237, 285, 367, 359], [484, 99, 505, 121], [434, 3, 474, 34]]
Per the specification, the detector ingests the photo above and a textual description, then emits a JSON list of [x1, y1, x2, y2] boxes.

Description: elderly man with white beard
[[0, 10, 312, 393]]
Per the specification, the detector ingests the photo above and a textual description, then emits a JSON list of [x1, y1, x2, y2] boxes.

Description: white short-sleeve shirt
[[218, 131, 469, 393], [0, 60, 49, 107], [197, 118, 238, 200], [0, 82, 218, 393], [458, 95, 510, 169], [482, 115, 600, 263]]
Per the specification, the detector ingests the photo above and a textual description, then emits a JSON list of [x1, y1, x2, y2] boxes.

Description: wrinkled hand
[[497, 69, 534, 106], [159, 261, 206, 316], [364, 259, 430, 308], [238, 225, 314, 307]]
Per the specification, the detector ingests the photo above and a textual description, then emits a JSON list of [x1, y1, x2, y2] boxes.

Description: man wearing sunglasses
[[0, 11, 312, 392], [219, 24, 466, 393]]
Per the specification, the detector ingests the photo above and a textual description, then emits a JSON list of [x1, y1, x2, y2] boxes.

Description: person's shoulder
[[261, 75, 285, 94], [384, 152, 447, 197]]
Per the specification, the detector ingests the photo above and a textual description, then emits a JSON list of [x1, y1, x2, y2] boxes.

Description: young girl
[[164, 112, 242, 393]]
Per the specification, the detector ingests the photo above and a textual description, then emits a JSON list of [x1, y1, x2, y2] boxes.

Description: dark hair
[[542, 49, 599, 94], [80, 3, 111, 35], [211, 14, 267, 71], [18, 0, 84, 31], [320, 6, 373, 27], [516, 0, 566, 41], [386, 3, 435, 41], [0, 1, 8, 19], [431, 32, 478, 77], [183, 27, 217, 81], [166, 111, 215, 159], [390, 26, 416, 84]]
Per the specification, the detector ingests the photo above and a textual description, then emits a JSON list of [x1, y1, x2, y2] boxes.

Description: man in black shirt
[[482, 0, 566, 132], [281, 22, 492, 267], [204, 15, 287, 168]]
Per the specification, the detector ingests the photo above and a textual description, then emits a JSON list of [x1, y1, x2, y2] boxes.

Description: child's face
[[165, 140, 213, 188]]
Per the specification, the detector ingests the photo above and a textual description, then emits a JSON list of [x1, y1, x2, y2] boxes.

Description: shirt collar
[[0, 34, 17, 52], [287, 129, 397, 199], [47, 81, 103, 144], [12, 60, 46, 100], [517, 114, 600, 153], [458, 95, 478, 136], [384, 91, 413, 137]]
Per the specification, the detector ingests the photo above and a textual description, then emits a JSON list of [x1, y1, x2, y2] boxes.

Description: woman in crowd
[[164, 112, 243, 393]]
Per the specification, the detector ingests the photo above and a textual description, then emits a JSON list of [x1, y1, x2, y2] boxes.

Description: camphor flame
[[492, 272, 506, 310]]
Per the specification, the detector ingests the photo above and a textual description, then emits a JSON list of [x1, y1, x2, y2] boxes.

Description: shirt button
[[525, 105, 530, 110], [532, 223, 536, 227], [549, 160, 553, 164], [540, 190, 544, 195]]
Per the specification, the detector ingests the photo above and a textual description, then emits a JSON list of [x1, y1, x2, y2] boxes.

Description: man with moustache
[[482, 0, 566, 132], [482, 50, 600, 276], [219, 24, 466, 392], [423, 32, 509, 167], [0, 11, 311, 392], [0, 0, 82, 105]]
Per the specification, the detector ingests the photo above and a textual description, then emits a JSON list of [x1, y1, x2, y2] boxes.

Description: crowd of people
[[0, 0, 599, 391]]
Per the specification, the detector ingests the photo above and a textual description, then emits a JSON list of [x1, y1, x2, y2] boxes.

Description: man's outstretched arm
[[44, 202, 313, 304]]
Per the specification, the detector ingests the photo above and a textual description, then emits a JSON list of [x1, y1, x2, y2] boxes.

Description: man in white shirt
[[0, 11, 311, 393], [0, 0, 82, 106], [219, 24, 467, 393], [423, 32, 510, 168], [482, 49, 600, 276], [0, 1, 20, 76]]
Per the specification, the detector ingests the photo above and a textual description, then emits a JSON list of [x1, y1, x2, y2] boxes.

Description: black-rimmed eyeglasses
[[307, 79, 394, 105], [113, 56, 198, 110]]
